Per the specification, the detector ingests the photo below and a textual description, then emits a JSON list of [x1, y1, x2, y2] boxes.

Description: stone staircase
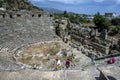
[[0, 69, 97, 80], [0, 14, 59, 72], [0, 14, 58, 50]]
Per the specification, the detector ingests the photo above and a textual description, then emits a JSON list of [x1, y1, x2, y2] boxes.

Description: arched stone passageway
[[2, 14, 5, 18], [38, 14, 41, 17], [9, 14, 13, 18]]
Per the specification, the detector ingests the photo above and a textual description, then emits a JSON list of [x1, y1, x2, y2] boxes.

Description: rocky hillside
[[42, 7, 64, 14], [0, 0, 43, 12]]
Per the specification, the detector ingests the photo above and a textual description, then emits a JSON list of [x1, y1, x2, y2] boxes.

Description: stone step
[[0, 69, 96, 80]]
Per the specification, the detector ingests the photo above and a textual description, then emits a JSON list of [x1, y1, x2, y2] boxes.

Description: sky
[[29, 0, 120, 14]]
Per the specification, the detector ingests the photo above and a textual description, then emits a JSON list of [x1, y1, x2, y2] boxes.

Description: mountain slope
[[42, 7, 64, 14], [0, 0, 43, 12]]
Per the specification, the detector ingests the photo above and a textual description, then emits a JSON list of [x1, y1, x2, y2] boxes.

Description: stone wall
[[98, 65, 120, 80], [90, 42, 109, 54]]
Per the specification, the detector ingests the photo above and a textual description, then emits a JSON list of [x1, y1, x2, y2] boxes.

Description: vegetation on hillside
[[55, 11, 120, 37], [93, 12, 120, 36], [111, 18, 120, 26], [93, 12, 120, 37], [54, 11, 93, 25], [0, 0, 43, 12], [93, 12, 111, 31], [110, 18, 120, 35]]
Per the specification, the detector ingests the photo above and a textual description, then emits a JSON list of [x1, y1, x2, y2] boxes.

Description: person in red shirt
[[107, 56, 116, 64], [65, 59, 70, 69]]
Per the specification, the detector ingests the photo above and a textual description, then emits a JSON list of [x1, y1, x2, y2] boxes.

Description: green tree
[[111, 18, 120, 26], [111, 26, 120, 34], [69, 15, 79, 24], [55, 25, 60, 36], [93, 12, 111, 31], [63, 10, 69, 17]]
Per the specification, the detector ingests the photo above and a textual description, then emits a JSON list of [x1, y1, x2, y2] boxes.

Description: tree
[[111, 18, 120, 26], [93, 12, 111, 31], [55, 25, 60, 36], [63, 10, 69, 17], [111, 26, 120, 34], [69, 15, 79, 24]]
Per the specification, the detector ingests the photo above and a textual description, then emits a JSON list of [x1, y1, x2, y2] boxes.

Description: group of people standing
[[90, 54, 116, 65], [55, 58, 71, 70], [55, 53, 75, 70], [54, 50, 117, 71]]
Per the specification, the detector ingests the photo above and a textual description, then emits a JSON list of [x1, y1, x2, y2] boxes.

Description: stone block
[[66, 70, 94, 80], [99, 71, 108, 80], [98, 66, 120, 80]]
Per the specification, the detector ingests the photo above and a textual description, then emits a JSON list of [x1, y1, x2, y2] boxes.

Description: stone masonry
[[0, 11, 58, 50]]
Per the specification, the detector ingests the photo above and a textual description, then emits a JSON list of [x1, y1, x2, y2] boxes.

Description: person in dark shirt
[[65, 59, 70, 69]]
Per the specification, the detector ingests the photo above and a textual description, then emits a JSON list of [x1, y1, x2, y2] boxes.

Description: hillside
[[42, 7, 64, 14], [0, 0, 43, 12]]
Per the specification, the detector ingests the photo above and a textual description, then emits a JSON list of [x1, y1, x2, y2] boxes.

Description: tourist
[[21, 64, 25, 69], [107, 56, 116, 64], [47, 53, 50, 60], [65, 59, 70, 69], [91, 54, 96, 65], [62, 49, 67, 57], [55, 59, 62, 70], [81, 47, 85, 54], [57, 59, 61, 66], [69, 53, 75, 66], [70, 53, 75, 60]]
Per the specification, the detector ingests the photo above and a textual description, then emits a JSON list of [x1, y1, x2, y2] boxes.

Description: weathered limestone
[[70, 28, 110, 55], [14, 41, 72, 70], [0, 57, 22, 71], [0, 10, 60, 72], [71, 34, 85, 45], [99, 30, 108, 40], [56, 18, 70, 42], [89, 30, 114, 55], [0, 12, 58, 49], [99, 71, 109, 80], [98, 65, 120, 80], [0, 10, 120, 80], [90, 42, 109, 55], [0, 69, 95, 80], [66, 70, 95, 80]]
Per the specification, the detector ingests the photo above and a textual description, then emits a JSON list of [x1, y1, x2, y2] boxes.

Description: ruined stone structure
[[56, 19, 118, 58], [90, 30, 116, 55], [0, 10, 120, 80], [13, 41, 76, 70], [0, 69, 96, 80], [98, 65, 120, 80], [0, 10, 56, 49], [57, 18, 70, 42], [0, 10, 59, 71]]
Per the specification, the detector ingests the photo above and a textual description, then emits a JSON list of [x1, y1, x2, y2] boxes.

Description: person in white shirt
[[57, 59, 61, 66], [55, 59, 62, 70]]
